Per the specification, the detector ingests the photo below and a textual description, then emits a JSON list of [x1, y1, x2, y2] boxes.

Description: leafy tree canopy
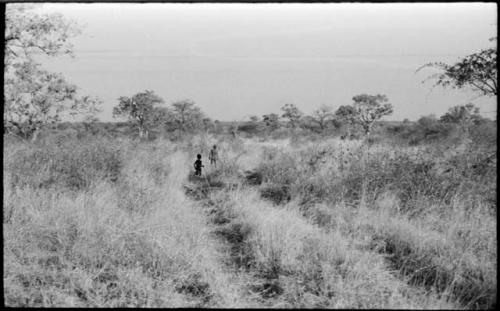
[[113, 90, 165, 138], [262, 113, 280, 130], [4, 4, 100, 140], [440, 103, 483, 125], [170, 99, 206, 132], [280, 103, 303, 128], [312, 105, 335, 131], [335, 94, 393, 135], [5, 3, 81, 66], [418, 38, 497, 97]]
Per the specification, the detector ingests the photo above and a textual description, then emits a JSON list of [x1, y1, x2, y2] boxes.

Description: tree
[[148, 106, 176, 134], [417, 114, 438, 128], [417, 38, 497, 97], [4, 4, 101, 140], [414, 114, 453, 142], [113, 90, 165, 139], [335, 105, 358, 138], [335, 94, 393, 136], [4, 61, 101, 140], [280, 103, 303, 128], [170, 99, 205, 132], [440, 103, 484, 136], [440, 103, 481, 124], [5, 4, 81, 66], [298, 115, 320, 133], [312, 105, 335, 132], [262, 113, 280, 131]]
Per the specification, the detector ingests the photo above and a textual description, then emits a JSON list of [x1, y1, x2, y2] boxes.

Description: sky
[[31, 3, 497, 122]]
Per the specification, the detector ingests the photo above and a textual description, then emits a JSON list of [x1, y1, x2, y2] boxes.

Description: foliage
[[262, 113, 280, 133], [335, 94, 393, 135], [4, 4, 101, 140], [4, 61, 102, 140], [311, 105, 335, 132], [170, 100, 206, 132], [418, 40, 497, 96], [334, 105, 357, 122], [280, 103, 303, 128], [5, 3, 81, 66], [112, 90, 165, 139], [298, 115, 320, 133], [469, 118, 497, 149], [415, 115, 454, 143], [439, 103, 482, 125]]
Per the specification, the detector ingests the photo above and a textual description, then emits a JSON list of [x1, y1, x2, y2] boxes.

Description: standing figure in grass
[[194, 154, 204, 176], [209, 145, 219, 167]]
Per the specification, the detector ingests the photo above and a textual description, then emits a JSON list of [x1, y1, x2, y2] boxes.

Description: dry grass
[[3, 133, 496, 308], [3, 140, 245, 307], [202, 187, 456, 308]]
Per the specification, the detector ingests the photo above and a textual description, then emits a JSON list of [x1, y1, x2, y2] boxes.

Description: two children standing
[[194, 145, 218, 176]]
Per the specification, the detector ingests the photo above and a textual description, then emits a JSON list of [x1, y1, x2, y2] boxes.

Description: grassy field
[[3, 132, 496, 308]]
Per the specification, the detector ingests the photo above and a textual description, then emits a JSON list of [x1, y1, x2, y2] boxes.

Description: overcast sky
[[33, 3, 497, 122]]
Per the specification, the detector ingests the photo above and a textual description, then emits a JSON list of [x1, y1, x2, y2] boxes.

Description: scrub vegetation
[[3, 122, 496, 308]]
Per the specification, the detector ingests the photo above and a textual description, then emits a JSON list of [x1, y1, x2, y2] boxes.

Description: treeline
[[34, 94, 496, 150], [244, 102, 496, 148], [3, 4, 497, 149], [97, 90, 395, 141]]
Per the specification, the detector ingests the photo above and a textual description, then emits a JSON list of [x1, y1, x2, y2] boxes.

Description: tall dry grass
[[198, 135, 495, 308], [3, 132, 496, 308], [3, 137, 245, 307]]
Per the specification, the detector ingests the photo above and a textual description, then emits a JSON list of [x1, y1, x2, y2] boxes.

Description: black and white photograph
[[3, 1, 497, 308]]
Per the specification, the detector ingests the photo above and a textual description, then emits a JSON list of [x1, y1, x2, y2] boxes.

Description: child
[[194, 154, 204, 176], [209, 145, 218, 166]]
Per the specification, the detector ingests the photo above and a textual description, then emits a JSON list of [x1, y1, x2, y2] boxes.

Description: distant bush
[[384, 116, 456, 146], [237, 122, 261, 136]]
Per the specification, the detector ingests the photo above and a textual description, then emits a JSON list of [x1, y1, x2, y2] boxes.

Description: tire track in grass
[[184, 170, 405, 308], [184, 145, 405, 307], [158, 151, 249, 307], [182, 142, 454, 308], [232, 143, 458, 310], [257, 190, 462, 308], [183, 167, 285, 307]]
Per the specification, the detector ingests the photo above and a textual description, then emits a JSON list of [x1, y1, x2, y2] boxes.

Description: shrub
[[256, 152, 299, 186], [259, 183, 291, 205], [237, 122, 261, 136], [469, 119, 497, 149]]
